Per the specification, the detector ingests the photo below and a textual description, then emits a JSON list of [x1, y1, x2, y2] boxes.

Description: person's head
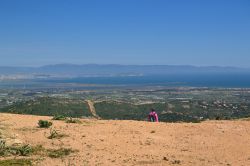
[[151, 108, 155, 112]]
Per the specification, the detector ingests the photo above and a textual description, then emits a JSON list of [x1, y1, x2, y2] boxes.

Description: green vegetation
[[38, 120, 52, 128], [1, 88, 250, 123], [0, 139, 76, 163], [0, 140, 32, 157], [0, 97, 91, 118], [31, 145, 45, 155], [0, 159, 32, 166], [52, 115, 66, 120], [94, 100, 250, 122], [47, 148, 76, 158], [66, 117, 81, 124], [172, 160, 181, 164], [95, 101, 202, 122], [0, 139, 7, 156], [47, 129, 67, 139], [13, 144, 33, 156]]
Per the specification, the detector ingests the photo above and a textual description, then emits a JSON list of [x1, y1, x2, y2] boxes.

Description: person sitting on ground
[[148, 109, 159, 122]]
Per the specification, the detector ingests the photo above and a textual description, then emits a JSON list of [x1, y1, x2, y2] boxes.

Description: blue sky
[[0, 0, 249, 67]]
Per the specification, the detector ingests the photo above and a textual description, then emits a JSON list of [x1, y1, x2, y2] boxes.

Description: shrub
[[38, 120, 52, 128], [13, 144, 32, 156], [31, 145, 45, 155], [172, 160, 181, 164], [215, 116, 221, 120], [0, 141, 32, 157], [66, 117, 81, 124], [52, 115, 66, 121], [47, 148, 75, 158], [47, 129, 67, 139], [0, 140, 7, 156], [0, 159, 32, 166], [191, 118, 202, 123]]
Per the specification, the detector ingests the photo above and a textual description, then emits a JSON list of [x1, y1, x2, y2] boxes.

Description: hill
[[0, 113, 249, 165], [2, 97, 250, 123], [1, 64, 250, 77]]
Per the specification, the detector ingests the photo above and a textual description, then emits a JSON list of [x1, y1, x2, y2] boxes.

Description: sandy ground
[[0, 113, 250, 166]]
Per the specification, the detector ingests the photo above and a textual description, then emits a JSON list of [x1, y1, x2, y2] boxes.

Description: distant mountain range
[[0, 64, 250, 78]]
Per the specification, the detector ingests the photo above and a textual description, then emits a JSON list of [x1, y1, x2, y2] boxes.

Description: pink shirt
[[148, 111, 159, 122]]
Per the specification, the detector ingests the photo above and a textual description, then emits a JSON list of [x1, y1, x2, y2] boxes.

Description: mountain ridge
[[1, 64, 250, 78]]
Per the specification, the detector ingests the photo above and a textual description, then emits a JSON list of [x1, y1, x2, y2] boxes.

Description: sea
[[1, 73, 250, 89]]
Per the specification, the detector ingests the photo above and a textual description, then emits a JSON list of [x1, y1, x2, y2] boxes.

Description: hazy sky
[[0, 0, 249, 67]]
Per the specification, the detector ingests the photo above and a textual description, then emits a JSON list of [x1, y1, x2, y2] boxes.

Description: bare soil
[[0, 113, 250, 166], [86, 100, 100, 119]]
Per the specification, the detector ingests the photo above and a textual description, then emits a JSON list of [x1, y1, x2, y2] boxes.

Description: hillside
[[0, 113, 250, 166], [2, 97, 250, 123]]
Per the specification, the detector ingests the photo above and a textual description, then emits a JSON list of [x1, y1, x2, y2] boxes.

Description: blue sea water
[[47, 73, 250, 88], [1, 73, 250, 89]]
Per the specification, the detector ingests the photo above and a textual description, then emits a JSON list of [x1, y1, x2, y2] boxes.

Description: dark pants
[[150, 115, 155, 122]]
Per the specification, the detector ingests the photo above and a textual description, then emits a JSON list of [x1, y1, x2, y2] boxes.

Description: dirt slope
[[0, 113, 250, 166]]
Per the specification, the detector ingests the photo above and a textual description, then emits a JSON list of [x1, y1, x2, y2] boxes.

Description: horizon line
[[0, 63, 249, 69]]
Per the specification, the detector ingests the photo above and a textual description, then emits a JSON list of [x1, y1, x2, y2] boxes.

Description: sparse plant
[[0, 159, 32, 166], [31, 144, 45, 155], [215, 116, 221, 120], [0, 141, 33, 157], [48, 129, 58, 139], [14, 144, 32, 156], [38, 120, 52, 128], [191, 118, 201, 123], [172, 160, 181, 164], [0, 139, 76, 159], [66, 117, 81, 124], [0, 139, 7, 156], [52, 115, 66, 120], [47, 148, 76, 158], [47, 129, 67, 139]]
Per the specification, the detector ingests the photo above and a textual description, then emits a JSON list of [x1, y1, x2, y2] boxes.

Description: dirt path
[[86, 100, 101, 119]]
